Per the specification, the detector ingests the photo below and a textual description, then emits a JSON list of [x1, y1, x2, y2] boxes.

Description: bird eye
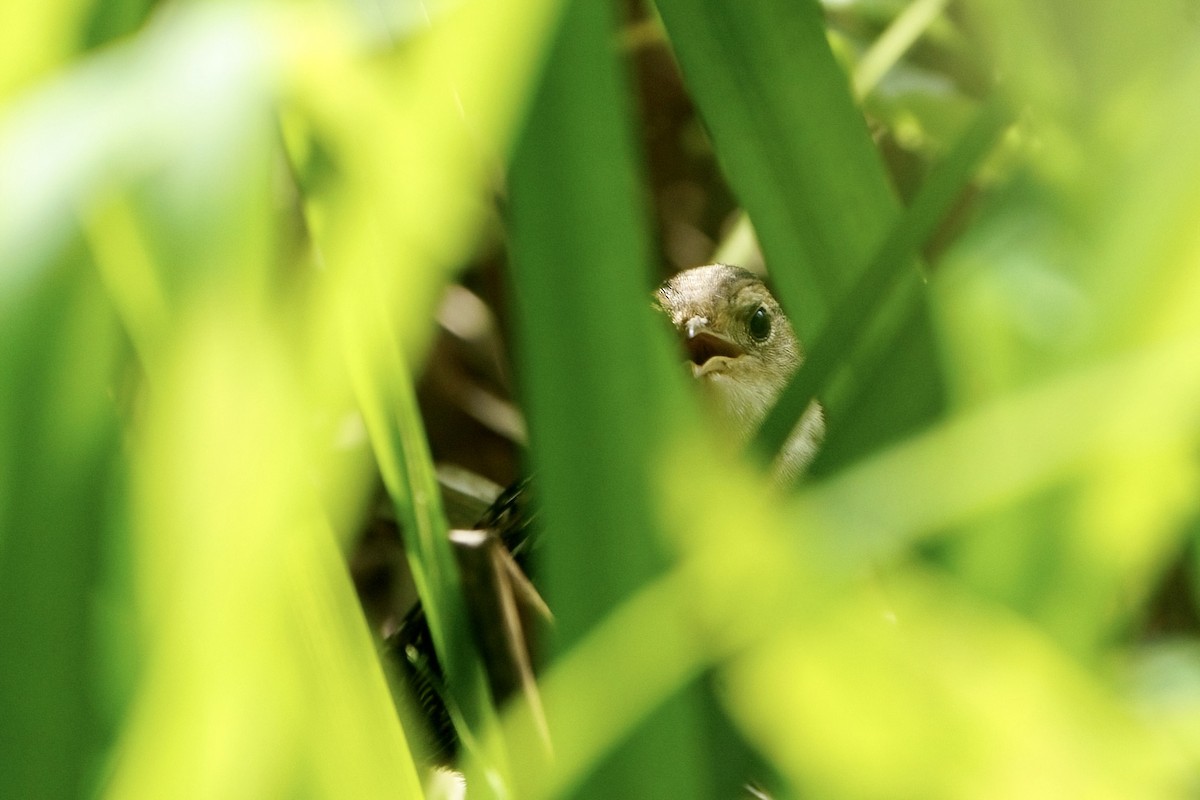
[[748, 306, 771, 341]]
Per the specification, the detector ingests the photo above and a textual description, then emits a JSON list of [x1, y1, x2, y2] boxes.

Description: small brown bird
[[657, 263, 824, 483]]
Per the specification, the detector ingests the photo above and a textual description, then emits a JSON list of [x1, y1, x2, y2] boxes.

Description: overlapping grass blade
[[506, 1, 721, 796], [654, 0, 900, 341], [654, 0, 962, 473], [755, 97, 1012, 462], [284, 0, 565, 784], [341, 305, 504, 783]]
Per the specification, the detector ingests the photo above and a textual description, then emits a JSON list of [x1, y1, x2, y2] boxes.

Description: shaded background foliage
[[3, 0, 1200, 799]]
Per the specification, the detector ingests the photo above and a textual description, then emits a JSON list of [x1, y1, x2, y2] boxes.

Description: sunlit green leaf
[[5, 0, 1200, 797]]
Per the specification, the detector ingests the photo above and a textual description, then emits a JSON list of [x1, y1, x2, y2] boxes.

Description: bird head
[[656, 264, 804, 442]]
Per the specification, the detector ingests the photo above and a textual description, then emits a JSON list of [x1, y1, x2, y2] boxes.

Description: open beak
[[684, 318, 744, 370]]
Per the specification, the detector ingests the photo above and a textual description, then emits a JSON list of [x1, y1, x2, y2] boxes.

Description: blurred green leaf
[[104, 311, 425, 800], [0, 0, 93, 101], [1, 0, 565, 794], [927, 2, 1200, 659], [0, 250, 126, 798], [284, 0, 566, 786], [726, 572, 1184, 799]]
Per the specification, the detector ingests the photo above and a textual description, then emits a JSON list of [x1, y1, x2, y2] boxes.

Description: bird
[[382, 263, 823, 774], [656, 263, 824, 483]]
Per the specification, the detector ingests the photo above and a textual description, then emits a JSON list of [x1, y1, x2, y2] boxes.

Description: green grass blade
[[852, 0, 952, 99], [341, 300, 506, 786], [0, 256, 126, 799], [654, 0, 967, 475], [506, 1, 717, 796], [755, 98, 1012, 462], [653, 0, 901, 342], [508, 0, 672, 652]]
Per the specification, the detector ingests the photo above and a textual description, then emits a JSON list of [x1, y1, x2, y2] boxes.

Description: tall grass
[[2, 1, 1200, 798]]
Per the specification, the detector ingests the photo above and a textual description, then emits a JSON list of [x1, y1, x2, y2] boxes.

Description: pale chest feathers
[[698, 363, 788, 442], [699, 359, 825, 483]]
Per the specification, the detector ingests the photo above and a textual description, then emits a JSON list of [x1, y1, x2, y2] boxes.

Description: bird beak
[[683, 317, 744, 370]]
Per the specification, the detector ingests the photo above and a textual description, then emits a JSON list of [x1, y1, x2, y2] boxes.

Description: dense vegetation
[[3, 0, 1200, 798]]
